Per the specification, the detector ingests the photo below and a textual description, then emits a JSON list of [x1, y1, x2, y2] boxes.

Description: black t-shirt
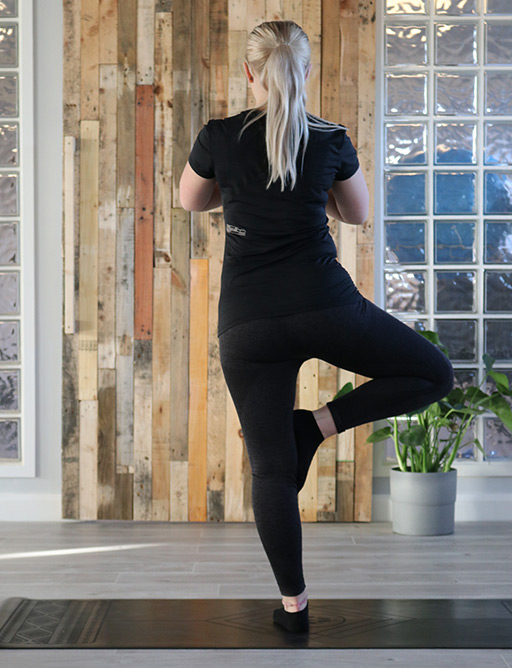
[[188, 109, 362, 337]]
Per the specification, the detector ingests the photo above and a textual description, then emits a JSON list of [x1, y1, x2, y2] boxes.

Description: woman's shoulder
[[203, 110, 253, 134], [306, 111, 348, 132]]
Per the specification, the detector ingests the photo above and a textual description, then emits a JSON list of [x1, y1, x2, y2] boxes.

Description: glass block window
[[380, 0, 512, 465], [0, 0, 35, 477]]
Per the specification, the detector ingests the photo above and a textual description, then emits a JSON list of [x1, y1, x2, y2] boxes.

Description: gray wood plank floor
[[0, 520, 511, 667]]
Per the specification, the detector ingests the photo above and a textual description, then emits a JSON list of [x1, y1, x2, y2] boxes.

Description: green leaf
[[438, 400, 454, 412], [399, 424, 427, 447], [366, 426, 393, 443], [464, 386, 490, 405], [447, 387, 465, 405], [332, 382, 354, 401], [473, 437, 485, 456], [450, 406, 483, 417], [483, 353, 495, 373], [487, 395, 512, 432], [488, 370, 511, 395]]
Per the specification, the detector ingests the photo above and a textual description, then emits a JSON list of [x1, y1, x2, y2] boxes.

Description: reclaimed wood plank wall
[[62, 0, 376, 522]]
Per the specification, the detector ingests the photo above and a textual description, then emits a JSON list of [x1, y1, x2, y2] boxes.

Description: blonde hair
[[239, 20, 346, 192]]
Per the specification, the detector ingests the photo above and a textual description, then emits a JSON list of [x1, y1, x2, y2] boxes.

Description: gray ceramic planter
[[389, 467, 457, 536]]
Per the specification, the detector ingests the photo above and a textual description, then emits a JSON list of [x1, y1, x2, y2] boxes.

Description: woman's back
[[190, 109, 358, 239], [188, 108, 362, 337]]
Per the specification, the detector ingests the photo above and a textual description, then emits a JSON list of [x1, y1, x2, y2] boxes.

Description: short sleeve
[[334, 132, 360, 181], [188, 122, 215, 179]]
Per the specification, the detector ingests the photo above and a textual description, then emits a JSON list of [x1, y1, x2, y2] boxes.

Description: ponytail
[[239, 20, 346, 192]]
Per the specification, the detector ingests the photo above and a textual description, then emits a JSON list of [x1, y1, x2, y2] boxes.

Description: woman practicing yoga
[[179, 20, 454, 634]]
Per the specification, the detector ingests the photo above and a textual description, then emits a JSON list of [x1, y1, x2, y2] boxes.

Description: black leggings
[[218, 293, 454, 597]]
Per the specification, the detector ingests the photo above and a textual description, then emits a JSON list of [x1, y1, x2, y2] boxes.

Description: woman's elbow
[[344, 202, 369, 225], [180, 197, 195, 212]]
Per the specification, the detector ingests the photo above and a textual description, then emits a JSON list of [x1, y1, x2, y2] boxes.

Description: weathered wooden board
[[78, 120, 99, 403], [134, 84, 154, 340], [80, 0, 99, 120], [189, 258, 209, 521], [98, 64, 117, 369], [354, 0, 376, 522]]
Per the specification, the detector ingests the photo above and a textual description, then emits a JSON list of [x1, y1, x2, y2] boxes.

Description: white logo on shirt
[[226, 224, 247, 236]]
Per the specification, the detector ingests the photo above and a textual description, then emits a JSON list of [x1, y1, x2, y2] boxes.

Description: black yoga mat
[[0, 597, 511, 649]]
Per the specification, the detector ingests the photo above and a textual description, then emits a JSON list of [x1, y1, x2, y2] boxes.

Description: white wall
[[0, 0, 63, 520], [0, 0, 509, 522]]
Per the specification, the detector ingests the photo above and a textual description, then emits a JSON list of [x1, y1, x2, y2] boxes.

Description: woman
[[180, 20, 453, 634]]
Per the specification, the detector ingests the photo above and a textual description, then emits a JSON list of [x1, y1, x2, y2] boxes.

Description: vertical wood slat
[[336, 0, 357, 515], [171, 0, 192, 210], [337, 460, 354, 518], [190, 0, 210, 260], [136, 0, 155, 84], [116, 207, 135, 474], [117, 0, 136, 208], [209, 2, 230, 517], [154, 10, 173, 264], [170, 208, 190, 520], [133, 338, 153, 519], [62, 332, 80, 519], [97, 368, 116, 518], [296, 0, 320, 526], [152, 264, 172, 520], [98, 64, 117, 369], [283, 0, 302, 23], [64, 0, 81, 137], [97, 62, 118, 520], [298, 359, 319, 522], [80, 0, 99, 120], [210, 0, 229, 119], [134, 74, 154, 523], [228, 0, 246, 30], [79, 399, 99, 518], [78, 120, 99, 402], [336, 0, 358, 516], [134, 85, 154, 340], [153, 9, 173, 520], [62, 0, 81, 520], [189, 0, 212, 518], [319, 0, 353, 520], [318, 355, 338, 520], [189, 259, 209, 520], [354, 0, 376, 522], [209, 212, 231, 518], [221, 11, 248, 524], [322, 0, 357, 519], [114, 2, 136, 524], [248, 0, 265, 27], [134, 7, 155, 499], [303, 0, 339, 522], [171, 0, 192, 520], [99, 0, 117, 65], [228, 30, 247, 112], [63, 136, 76, 335]]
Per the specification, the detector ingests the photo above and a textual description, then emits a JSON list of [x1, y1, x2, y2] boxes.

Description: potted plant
[[336, 331, 512, 536]]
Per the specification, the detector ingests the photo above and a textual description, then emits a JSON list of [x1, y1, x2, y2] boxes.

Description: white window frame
[[374, 0, 512, 478], [0, 0, 36, 478]]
